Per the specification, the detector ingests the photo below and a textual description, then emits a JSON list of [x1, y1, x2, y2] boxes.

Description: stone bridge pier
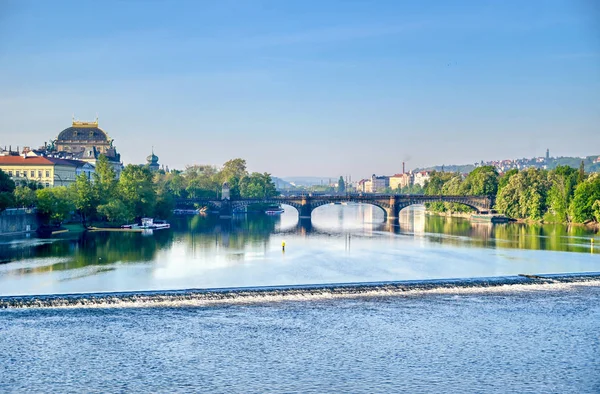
[[385, 196, 400, 222], [298, 196, 312, 219]]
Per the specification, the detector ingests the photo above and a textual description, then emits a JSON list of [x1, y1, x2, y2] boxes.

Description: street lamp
[[54, 173, 69, 187]]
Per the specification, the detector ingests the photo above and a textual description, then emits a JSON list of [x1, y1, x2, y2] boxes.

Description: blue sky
[[0, 0, 598, 178]]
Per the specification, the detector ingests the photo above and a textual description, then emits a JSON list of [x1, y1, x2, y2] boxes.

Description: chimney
[[402, 162, 405, 174]]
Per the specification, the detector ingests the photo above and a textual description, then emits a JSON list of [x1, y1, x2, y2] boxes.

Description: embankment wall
[[0, 209, 39, 235]]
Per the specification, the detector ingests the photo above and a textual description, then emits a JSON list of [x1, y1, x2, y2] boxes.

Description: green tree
[[424, 171, 456, 213], [442, 175, 471, 212], [69, 173, 97, 226], [424, 171, 455, 196], [240, 172, 277, 198], [0, 169, 15, 194], [337, 176, 346, 193], [545, 165, 578, 223], [461, 166, 498, 196], [570, 174, 600, 223], [577, 160, 585, 184], [219, 159, 248, 198], [496, 168, 550, 220], [400, 184, 424, 195], [13, 186, 37, 208], [184, 165, 219, 198], [155, 193, 175, 219], [97, 199, 133, 224], [498, 169, 518, 193], [93, 154, 117, 203], [0, 193, 14, 212], [593, 200, 600, 223], [154, 173, 176, 219], [36, 187, 74, 224], [118, 165, 156, 219], [0, 169, 15, 211], [220, 158, 248, 181]]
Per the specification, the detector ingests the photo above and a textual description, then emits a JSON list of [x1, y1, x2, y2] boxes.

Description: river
[[0, 204, 599, 392]]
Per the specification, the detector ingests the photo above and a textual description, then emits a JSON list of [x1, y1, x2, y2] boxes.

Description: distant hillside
[[271, 177, 294, 190], [416, 164, 476, 173], [416, 155, 600, 174], [280, 177, 337, 187]]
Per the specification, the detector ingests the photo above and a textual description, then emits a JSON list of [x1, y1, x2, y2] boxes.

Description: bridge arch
[[397, 200, 485, 214], [175, 198, 221, 212], [230, 199, 303, 213], [309, 200, 391, 220]]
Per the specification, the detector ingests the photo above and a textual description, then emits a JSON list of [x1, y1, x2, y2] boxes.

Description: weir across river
[[175, 193, 494, 221]]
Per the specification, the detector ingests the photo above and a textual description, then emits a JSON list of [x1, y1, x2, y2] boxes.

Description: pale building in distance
[[413, 171, 431, 188], [369, 174, 389, 193], [389, 173, 413, 191]]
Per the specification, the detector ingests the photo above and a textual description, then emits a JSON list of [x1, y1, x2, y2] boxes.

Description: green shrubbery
[[2, 156, 277, 226], [421, 163, 600, 224]]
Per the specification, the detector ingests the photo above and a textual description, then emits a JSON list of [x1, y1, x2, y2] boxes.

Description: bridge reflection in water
[[0, 204, 595, 281]]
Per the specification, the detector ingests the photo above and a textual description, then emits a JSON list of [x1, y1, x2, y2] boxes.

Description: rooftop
[[0, 155, 88, 167]]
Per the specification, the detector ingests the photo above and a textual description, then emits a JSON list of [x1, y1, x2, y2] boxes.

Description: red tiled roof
[[0, 156, 53, 165], [0, 156, 81, 167]]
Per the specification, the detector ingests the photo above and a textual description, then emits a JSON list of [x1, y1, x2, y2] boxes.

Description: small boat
[[173, 208, 205, 215], [265, 208, 284, 215], [121, 218, 170, 230], [470, 214, 510, 223]]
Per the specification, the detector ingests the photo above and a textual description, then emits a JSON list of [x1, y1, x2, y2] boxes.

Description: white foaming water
[[2, 275, 599, 310]]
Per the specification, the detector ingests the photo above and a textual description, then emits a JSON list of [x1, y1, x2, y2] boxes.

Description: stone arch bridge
[[176, 194, 494, 221]]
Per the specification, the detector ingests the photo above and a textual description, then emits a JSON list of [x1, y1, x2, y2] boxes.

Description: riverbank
[[425, 211, 471, 219], [425, 210, 599, 230]]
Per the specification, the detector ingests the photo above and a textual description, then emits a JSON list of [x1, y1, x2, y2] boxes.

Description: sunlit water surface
[[1, 205, 599, 392], [0, 205, 598, 296]]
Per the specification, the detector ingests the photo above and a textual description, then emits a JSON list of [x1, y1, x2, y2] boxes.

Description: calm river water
[[1, 205, 599, 392]]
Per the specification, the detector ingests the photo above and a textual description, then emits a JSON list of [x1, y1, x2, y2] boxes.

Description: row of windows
[[15, 180, 51, 188], [6, 170, 51, 178], [72, 131, 97, 137]]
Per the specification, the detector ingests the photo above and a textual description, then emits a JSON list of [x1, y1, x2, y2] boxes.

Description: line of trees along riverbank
[[422, 164, 600, 224], [2, 157, 599, 226], [0, 156, 277, 226]]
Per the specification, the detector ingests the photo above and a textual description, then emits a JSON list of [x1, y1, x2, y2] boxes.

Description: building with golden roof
[[53, 117, 121, 164]]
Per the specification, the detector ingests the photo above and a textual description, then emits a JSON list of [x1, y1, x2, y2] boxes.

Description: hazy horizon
[[1, 0, 598, 179]]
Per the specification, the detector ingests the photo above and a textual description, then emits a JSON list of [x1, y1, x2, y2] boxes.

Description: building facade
[[413, 171, 431, 188], [389, 173, 413, 191], [0, 156, 92, 188], [32, 117, 124, 177], [370, 174, 389, 193]]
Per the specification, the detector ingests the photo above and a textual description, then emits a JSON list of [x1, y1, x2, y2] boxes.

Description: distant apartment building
[[357, 179, 369, 193], [389, 173, 413, 190], [368, 174, 389, 193], [0, 155, 94, 188], [413, 171, 431, 188]]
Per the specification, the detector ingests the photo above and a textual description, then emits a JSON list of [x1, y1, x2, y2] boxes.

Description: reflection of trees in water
[[171, 214, 280, 252], [1, 230, 174, 276], [1, 213, 597, 275], [423, 215, 596, 252]]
